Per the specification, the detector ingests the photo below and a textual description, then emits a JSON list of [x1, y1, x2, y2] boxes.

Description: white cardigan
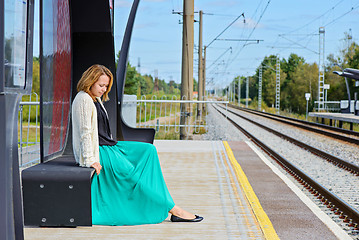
[[71, 91, 109, 167]]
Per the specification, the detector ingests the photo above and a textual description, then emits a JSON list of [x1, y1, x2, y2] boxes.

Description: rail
[[228, 104, 359, 142], [219, 104, 359, 175], [213, 104, 359, 229]]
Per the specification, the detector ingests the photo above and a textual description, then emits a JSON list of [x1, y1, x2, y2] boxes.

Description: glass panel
[[4, 0, 27, 89], [41, 0, 72, 158], [109, 0, 114, 31]]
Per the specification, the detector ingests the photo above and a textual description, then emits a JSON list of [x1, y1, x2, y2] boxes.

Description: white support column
[[233, 82, 235, 103], [238, 78, 241, 106], [275, 55, 280, 114], [229, 84, 231, 102], [246, 76, 249, 108], [197, 10, 203, 116], [318, 27, 325, 111], [258, 66, 262, 111]]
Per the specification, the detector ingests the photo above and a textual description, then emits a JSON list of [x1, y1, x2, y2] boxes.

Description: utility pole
[[238, 78, 241, 106], [347, 28, 352, 52], [153, 69, 159, 92], [202, 46, 206, 112], [233, 81, 235, 103], [180, 0, 194, 139], [229, 83, 231, 102], [275, 55, 280, 114], [258, 66, 262, 111], [230, 82, 234, 102], [246, 77, 249, 108], [197, 10, 203, 117], [137, 57, 141, 74], [317, 27, 325, 111]]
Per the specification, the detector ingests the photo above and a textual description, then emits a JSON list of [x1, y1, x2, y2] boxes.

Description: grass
[[18, 122, 40, 146], [154, 128, 180, 140], [137, 101, 182, 123]]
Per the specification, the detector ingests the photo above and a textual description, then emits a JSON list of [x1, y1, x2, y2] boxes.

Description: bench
[[22, 156, 94, 226], [20, 0, 154, 227]]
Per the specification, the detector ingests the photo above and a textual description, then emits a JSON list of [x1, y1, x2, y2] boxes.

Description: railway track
[[228, 103, 359, 145], [218, 105, 359, 176], [212, 104, 359, 235]]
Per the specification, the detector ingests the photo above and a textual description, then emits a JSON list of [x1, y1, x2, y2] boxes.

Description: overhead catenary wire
[[279, 35, 319, 54], [225, 0, 271, 70], [283, 0, 345, 35], [269, 1, 359, 57], [202, 0, 271, 85], [203, 0, 359, 88], [239, 0, 357, 78], [207, 47, 232, 70], [205, 13, 245, 48]]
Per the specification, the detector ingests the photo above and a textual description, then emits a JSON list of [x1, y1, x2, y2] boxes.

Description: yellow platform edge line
[[223, 141, 280, 240]]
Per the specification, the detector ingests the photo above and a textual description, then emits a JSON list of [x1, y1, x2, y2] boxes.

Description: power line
[[279, 35, 319, 54], [203, 13, 240, 17], [205, 13, 245, 48], [207, 47, 232, 70], [227, 0, 271, 69], [271, 1, 359, 55], [322, 3, 359, 29], [208, 0, 271, 80], [283, 0, 345, 35]]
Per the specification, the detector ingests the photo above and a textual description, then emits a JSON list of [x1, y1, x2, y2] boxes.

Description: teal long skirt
[[91, 141, 175, 226]]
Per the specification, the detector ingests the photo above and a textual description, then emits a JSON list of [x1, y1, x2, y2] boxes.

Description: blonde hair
[[77, 64, 114, 102]]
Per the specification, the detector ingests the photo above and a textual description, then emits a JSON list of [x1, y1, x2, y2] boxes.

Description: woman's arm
[[74, 96, 100, 168]]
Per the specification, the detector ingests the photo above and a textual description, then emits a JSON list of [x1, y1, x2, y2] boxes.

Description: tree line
[[29, 33, 359, 116], [228, 33, 359, 114], [29, 54, 187, 98]]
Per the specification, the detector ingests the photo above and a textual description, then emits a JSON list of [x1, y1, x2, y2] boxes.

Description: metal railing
[[314, 101, 341, 112], [19, 93, 40, 168], [18, 95, 228, 167], [134, 95, 227, 134]]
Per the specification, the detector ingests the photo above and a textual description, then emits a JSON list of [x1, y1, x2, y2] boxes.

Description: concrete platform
[[309, 112, 359, 123], [228, 141, 352, 240], [24, 140, 266, 240], [24, 140, 350, 239]]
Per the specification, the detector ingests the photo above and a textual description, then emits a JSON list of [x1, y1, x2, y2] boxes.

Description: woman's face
[[90, 74, 110, 98]]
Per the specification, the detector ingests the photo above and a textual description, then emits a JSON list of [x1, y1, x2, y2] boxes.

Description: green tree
[[281, 53, 305, 90], [347, 42, 359, 69], [141, 74, 154, 95], [193, 78, 198, 92], [281, 54, 305, 111], [283, 62, 318, 113], [124, 63, 141, 95], [325, 37, 359, 101], [261, 55, 278, 108], [32, 57, 40, 95]]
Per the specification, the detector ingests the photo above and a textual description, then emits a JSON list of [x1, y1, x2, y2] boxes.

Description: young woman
[[71, 64, 203, 226]]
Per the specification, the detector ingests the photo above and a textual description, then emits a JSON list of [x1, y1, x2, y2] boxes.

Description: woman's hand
[[91, 162, 102, 175]]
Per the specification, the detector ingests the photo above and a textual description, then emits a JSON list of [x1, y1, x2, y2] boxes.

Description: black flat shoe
[[171, 214, 203, 222]]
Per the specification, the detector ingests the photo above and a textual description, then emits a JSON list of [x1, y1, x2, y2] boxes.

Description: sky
[[113, 0, 359, 90], [33, 0, 359, 89]]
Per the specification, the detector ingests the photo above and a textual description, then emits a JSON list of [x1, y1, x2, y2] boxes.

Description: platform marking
[[223, 141, 280, 240], [220, 142, 264, 239], [245, 140, 352, 240], [211, 141, 234, 239], [217, 141, 260, 239]]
